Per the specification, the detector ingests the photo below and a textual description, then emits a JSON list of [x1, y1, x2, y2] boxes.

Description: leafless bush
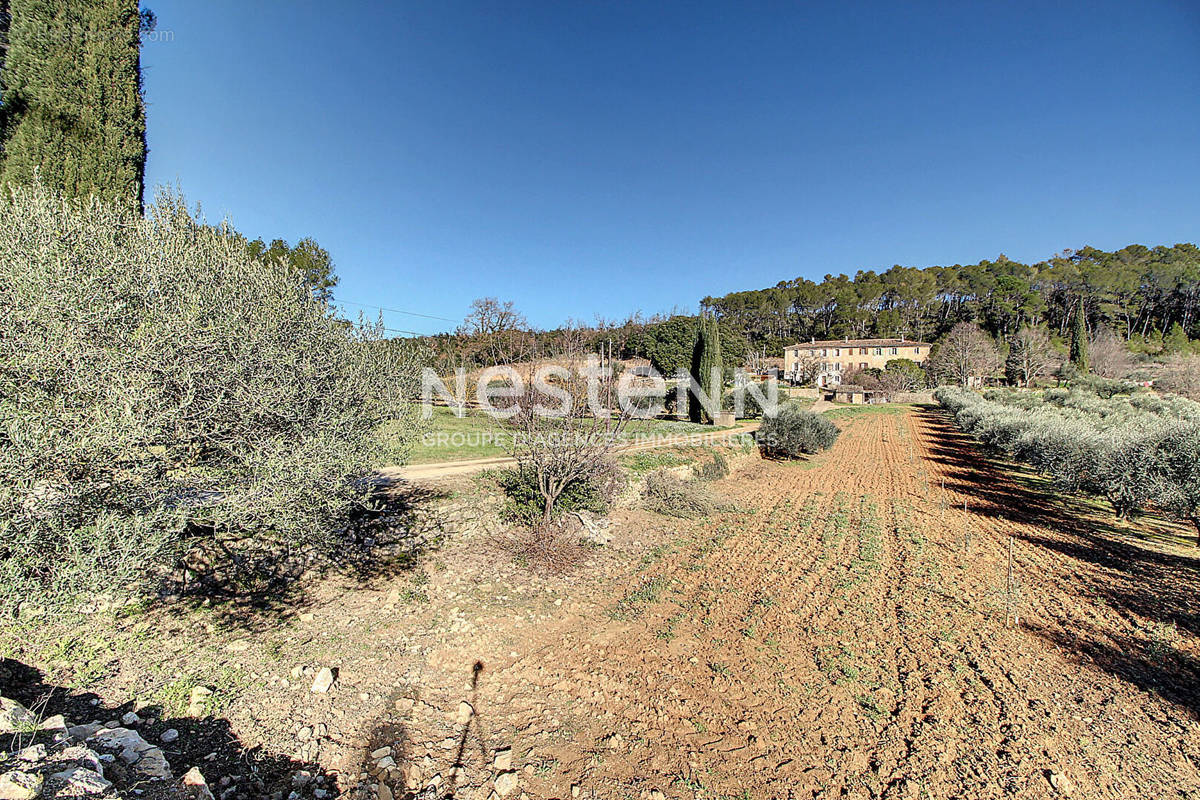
[[496, 519, 588, 574], [1090, 325, 1133, 379], [642, 469, 720, 519], [502, 350, 633, 526], [1159, 355, 1200, 400]]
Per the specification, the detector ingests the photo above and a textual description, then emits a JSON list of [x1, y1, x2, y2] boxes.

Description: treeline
[[702, 244, 1200, 353]]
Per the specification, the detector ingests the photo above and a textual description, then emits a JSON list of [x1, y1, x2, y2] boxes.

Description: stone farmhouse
[[783, 337, 932, 388]]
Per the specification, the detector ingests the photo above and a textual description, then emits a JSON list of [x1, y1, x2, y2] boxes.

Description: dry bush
[[1159, 355, 1200, 400], [1090, 325, 1134, 379], [642, 469, 720, 519], [694, 450, 730, 481], [496, 519, 588, 574]]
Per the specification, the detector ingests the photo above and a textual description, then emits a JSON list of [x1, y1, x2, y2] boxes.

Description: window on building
[[834, 348, 840, 356], [821, 349, 827, 357], [913, 347, 920, 354], [835, 362, 842, 371], [859, 347, 868, 355], [890, 347, 898, 355], [860, 362, 868, 369], [873, 347, 881, 355]]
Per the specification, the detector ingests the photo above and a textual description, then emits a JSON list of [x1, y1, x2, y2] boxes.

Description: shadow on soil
[[0, 657, 337, 797], [918, 406, 1200, 717], [165, 482, 450, 632], [359, 660, 493, 800]]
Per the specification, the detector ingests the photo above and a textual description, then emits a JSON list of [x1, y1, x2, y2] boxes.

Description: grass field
[[393, 406, 739, 464]]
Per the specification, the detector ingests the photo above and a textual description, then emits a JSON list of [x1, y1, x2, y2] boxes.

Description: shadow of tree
[[917, 406, 1200, 715], [161, 481, 451, 632], [0, 658, 338, 798]]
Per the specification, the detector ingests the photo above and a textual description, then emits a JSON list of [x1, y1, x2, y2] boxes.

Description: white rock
[[494, 771, 518, 797], [121, 711, 141, 726], [310, 668, 336, 693], [51, 767, 112, 795], [370, 746, 391, 760], [0, 770, 43, 800], [181, 767, 215, 800], [160, 728, 179, 744], [15, 744, 45, 762], [0, 697, 36, 734], [493, 747, 512, 771]]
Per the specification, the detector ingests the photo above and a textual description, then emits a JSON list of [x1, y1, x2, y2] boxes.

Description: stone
[[67, 723, 103, 741], [160, 728, 180, 744], [393, 698, 413, 713], [15, 744, 45, 762], [1049, 771, 1075, 795], [376, 784, 393, 800], [51, 767, 112, 795], [310, 668, 336, 694], [297, 727, 312, 742], [0, 697, 36, 734], [181, 767, 216, 800], [571, 785, 581, 798], [401, 765, 422, 790], [492, 747, 512, 771], [121, 711, 141, 726], [370, 746, 391, 760], [494, 771, 518, 797], [188, 687, 213, 716], [0, 770, 43, 800], [40, 714, 67, 732], [456, 701, 474, 725]]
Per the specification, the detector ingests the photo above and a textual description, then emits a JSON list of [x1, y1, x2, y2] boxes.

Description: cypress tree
[[0, 0, 146, 213], [1069, 297, 1089, 372], [688, 318, 706, 423], [688, 316, 723, 424]]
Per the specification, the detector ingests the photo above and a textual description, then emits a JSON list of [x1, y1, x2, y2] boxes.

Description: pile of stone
[[0, 695, 214, 800]]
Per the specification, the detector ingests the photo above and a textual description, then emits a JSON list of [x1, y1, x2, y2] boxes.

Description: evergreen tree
[[1069, 297, 1090, 373], [1164, 322, 1190, 354], [688, 316, 723, 423], [0, 0, 147, 214]]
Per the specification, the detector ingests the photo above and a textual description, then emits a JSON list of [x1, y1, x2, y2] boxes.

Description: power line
[[333, 297, 459, 323]]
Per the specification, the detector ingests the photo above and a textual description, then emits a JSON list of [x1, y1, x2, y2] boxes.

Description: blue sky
[[142, 1, 1200, 335]]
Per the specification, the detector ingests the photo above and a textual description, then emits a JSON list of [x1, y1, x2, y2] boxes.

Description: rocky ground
[[4, 408, 1200, 799]]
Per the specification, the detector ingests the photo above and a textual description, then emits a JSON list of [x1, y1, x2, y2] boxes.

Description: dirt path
[[387, 421, 762, 481], [380, 406, 1200, 799]]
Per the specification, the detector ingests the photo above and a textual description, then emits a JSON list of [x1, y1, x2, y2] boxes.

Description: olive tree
[[0, 183, 422, 611]]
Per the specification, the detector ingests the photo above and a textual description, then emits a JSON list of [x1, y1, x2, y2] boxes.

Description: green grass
[[824, 403, 913, 421], [399, 407, 737, 465]]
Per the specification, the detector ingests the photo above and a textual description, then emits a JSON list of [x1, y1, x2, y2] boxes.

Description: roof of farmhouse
[[785, 337, 934, 349]]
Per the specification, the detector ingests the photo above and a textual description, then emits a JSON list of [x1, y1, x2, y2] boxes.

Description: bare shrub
[[496, 520, 588, 574], [694, 450, 730, 481], [642, 469, 719, 519], [1159, 355, 1200, 400], [1090, 325, 1133, 379], [929, 323, 999, 387]]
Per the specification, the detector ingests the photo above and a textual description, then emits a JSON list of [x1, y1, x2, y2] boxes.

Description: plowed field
[[408, 406, 1200, 799]]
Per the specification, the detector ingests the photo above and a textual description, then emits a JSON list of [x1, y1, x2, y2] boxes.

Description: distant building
[[784, 337, 932, 388]]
